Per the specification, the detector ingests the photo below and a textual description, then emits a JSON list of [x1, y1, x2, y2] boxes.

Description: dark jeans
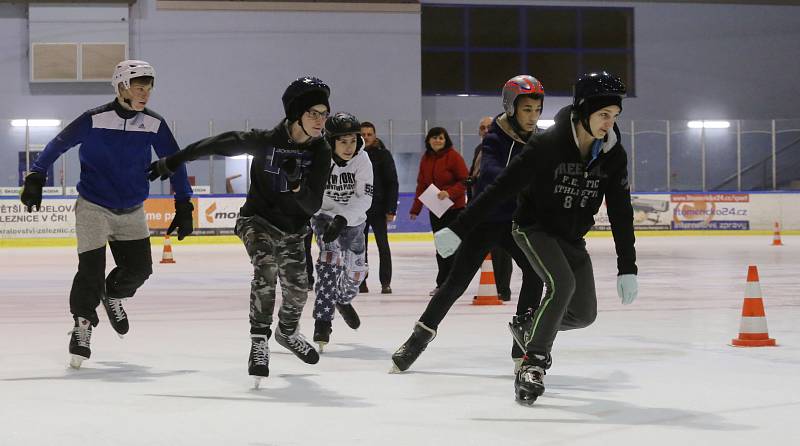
[[363, 210, 393, 287], [419, 220, 543, 329], [70, 238, 153, 326], [511, 226, 597, 355], [428, 208, 463, 288], [491, 246, 513, 299]]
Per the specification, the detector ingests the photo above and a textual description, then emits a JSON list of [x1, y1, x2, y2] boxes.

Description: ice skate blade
[[317, 342, 327, 353], [69, 355, 86, 369], [515, 396, 538, 406], [389, 362, 404, 374], [252, 377, 264, 390], [116, 333, 125, 339]]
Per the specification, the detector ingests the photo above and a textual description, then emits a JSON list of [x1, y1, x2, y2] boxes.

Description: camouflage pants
[[311, 214, 367, 322], [235, 215, 310, 330]]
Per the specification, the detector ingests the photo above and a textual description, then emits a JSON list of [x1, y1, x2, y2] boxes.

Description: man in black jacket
[[360, 122, 399, 294], [432, 72, 639, 405]]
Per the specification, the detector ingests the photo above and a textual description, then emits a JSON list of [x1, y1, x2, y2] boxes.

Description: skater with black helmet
[[310, 112, 373, 352], [149, 76, 332, 387], [19, 59, 193, 369], [434, 71, 638, 404], [391, 75, 545, 373]]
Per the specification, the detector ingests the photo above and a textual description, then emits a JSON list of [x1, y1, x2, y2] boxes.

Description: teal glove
[[434, 228, 461, 258], [617, 274, 638, 305]]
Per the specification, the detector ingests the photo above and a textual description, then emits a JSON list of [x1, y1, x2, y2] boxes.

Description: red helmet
[[502, 75, 544, 117]]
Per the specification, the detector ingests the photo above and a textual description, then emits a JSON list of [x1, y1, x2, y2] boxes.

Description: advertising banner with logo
[[0, 199, 76, 238], [593, 193, 800, 231], [144, 198, 199, 231], [196, 196, 246, 233]]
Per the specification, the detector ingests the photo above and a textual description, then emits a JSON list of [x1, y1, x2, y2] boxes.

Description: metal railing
[[5, 117, 800, 195]]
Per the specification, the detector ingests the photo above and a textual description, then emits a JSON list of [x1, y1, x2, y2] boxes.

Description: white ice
[[1, 235, 798, 445]]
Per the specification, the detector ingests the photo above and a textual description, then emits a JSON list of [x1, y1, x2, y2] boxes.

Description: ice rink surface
[[1, 235, 798, 446]]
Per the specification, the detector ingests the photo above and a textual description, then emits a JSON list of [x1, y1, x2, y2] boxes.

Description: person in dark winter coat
[[20, 60, 193, 369], [436, 71, 639, 404], [468, 115, 513, 301], [391, 75, 546, 374], [360, 122, 399, 294], [149, 76, 333, 386], [409, 127, 469, 295]]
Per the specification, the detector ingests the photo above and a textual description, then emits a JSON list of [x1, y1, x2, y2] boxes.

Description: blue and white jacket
[[32, 99, 192, 209]]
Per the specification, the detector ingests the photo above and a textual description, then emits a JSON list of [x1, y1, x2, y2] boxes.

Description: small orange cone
[[772, 221, 783, 246], [160, 235, 176, 264], [731, 265, 776, 347], [473, 254, 503, 306]]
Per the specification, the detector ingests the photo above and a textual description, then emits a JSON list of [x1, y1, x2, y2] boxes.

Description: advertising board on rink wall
[[1, 192, 799, 238], [593, 193, 799, 231]]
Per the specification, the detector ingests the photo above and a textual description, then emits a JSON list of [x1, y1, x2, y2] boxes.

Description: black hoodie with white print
[[450, 105, 636, 275]]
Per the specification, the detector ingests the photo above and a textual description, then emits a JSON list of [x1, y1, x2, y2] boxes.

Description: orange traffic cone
[[160, 235, 176, 264], [731, 265, 776, 347], [772, 221, 783, 246], [473, 254, 503, 305]]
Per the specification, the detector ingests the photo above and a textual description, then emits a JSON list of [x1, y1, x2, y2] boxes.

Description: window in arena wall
[[422, 4, 634, 97]]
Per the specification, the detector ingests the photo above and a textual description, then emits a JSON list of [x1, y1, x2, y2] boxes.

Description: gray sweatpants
[[75, 196, 150, 254], [511, 225, 597, 355], [235, 214, 310, 331]]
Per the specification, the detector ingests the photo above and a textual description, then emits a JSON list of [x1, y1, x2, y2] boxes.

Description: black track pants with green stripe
[[511, 225, 597, 355]]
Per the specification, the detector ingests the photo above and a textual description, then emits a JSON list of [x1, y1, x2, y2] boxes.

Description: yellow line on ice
[[1, 230, 796, 248]]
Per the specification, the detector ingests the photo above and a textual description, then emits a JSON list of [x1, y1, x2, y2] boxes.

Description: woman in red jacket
[[410, 127, 469, 295]]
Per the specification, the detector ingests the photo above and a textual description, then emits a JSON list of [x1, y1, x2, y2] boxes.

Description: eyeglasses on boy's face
[[305, 109, 330, 120]]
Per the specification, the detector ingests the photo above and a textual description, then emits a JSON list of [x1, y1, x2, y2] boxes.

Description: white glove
[[617, 274, 638, 305], [434, 228, 461, 258]]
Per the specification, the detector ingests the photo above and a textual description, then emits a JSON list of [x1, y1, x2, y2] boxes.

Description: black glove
[[148, 157, 178, 182], [282, 157, 302, 191], [167, 200, 194, 240], [20, 172, 46, 212], [322, 215, 348, 243]]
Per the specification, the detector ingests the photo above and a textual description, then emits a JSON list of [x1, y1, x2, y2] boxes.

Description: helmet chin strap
[[299, 119, 312, 138]]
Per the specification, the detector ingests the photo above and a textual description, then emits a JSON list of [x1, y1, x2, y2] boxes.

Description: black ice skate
[[509, 309, 534, 353], [335, 303, 360, 329], [275, 324, 319, 364], [313, 320, 332, 353], [68, 317, 92, 369], [102, 295, 129, 336], [248, 333, 270, 389], [390, 321, 436, 373], [515, 354, 547, 405], [509, 311, 553, 371]]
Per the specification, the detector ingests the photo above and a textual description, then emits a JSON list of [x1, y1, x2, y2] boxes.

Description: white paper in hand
[[419, 184, 454, 218]]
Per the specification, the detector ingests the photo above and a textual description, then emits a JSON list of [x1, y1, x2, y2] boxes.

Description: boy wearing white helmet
[[20, 59, 194, 369], [148, 76, 333, 387]]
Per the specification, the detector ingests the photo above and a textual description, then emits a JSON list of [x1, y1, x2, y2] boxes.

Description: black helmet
[[325, 112, 361, 138], [572, 71, 626, 137], [325, 112, 363, 165], [282, 76, 331, 122], [572, 71, 626, 109]]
